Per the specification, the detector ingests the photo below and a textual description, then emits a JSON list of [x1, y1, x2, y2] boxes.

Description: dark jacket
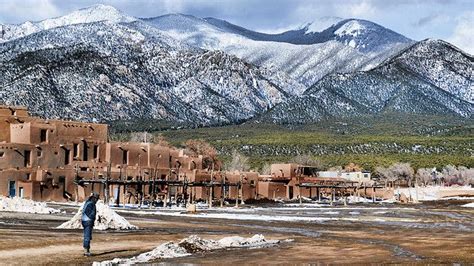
[[81, 198, 97, 225]]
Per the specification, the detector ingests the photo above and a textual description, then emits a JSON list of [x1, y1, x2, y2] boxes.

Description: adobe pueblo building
[[0, 105, 377, 205]]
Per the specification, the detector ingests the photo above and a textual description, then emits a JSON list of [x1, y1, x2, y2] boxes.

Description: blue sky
[[1, 0, 473, 53]]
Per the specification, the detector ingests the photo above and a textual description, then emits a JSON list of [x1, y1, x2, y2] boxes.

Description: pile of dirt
[[57, 200, 137, 230], [94, 234, 282, 265], [0, 196, 60, 214]]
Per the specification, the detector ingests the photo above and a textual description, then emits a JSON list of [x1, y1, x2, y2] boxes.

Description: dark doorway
[[9, 181, 16, 197], [82, 140, 88, 161], [122, 150, 129, 164], [24, 150, 31, 167], [73, 143, 79, 158], [40, 129, 47, 142], [63, 148, 70, 165]]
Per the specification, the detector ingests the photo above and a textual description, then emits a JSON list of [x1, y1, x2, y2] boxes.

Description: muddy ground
[[0, 200, 473, 265]]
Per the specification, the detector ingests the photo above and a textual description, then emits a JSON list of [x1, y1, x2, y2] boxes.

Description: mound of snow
[[57, 200, 137, 230], [461, 202, 474, 208], [346, 196, 373, 203], [0, 196, 60, 214], [94, 234, 281, 265], [396, 186, 474, 201]]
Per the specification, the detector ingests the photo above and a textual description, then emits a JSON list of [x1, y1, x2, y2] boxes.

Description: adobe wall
[[271, 163, 298, 178]]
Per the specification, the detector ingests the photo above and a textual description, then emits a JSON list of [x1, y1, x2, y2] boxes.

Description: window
[[93, 145, 99, 160], [73, 143, 79, 158], [0, 151, 4, 158], [26, 173, 31, 180], [37, 150, 42, 157], [122, 150, 129, 164], [24, 150, 31, 167], [64, 148, 70, 165], [40, 129, 47, 142]]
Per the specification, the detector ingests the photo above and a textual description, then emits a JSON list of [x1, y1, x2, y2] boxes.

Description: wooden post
[[74, 164, 79, 203], [209, 183, 213, 208], [220, 174, 225, 208], [330, 188, 334, 206], [235, 183, 239, 208], [372, 187, 376, 203], [317, 187, 321, 202], [298, 168, 302, 205]]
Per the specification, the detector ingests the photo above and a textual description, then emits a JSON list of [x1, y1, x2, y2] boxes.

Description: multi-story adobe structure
[[0, 105, 207, 203], [1, 105, 375, 204]]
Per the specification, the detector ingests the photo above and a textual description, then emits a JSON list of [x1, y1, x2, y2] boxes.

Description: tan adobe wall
[[0, 105, 29, 118], [270, 163, 298, 178]]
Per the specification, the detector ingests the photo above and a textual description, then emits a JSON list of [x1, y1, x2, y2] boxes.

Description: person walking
[[82, 192, 99, 256]]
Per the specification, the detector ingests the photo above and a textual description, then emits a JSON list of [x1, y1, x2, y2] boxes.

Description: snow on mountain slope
[[145, 14, 409, 87], [384, 39, 473, 103], [0, 4, 136, 43], [0, 21, 301, 124], [261, 39, 474, 124], [327, 19, 413, 53]]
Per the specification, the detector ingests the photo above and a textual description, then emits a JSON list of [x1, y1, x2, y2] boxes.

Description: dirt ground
[[0, 201, 473, 265]]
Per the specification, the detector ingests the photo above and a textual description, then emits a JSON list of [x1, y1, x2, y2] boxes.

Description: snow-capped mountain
[[261, 39, 474, 124], [145, 14, 413, 86], [0, 20, 302, 124], [0, 5, 472, 126], [0, 4, 136, 43]]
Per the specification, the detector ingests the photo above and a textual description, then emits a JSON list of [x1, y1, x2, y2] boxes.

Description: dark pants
[[82, 220, 93, 250]]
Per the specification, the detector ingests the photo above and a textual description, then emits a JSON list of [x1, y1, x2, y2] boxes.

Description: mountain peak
[[0, 4, 136, 43]]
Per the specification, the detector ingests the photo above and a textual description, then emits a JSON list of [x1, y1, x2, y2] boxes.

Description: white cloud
[[162, 0, 184, 14], [0, 0, 60, 23], [335, 0, 377, 19], [448, 11, 474, 54]]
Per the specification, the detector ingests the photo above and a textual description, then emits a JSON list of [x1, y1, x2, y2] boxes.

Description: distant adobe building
[[0, 105, 375, 204]]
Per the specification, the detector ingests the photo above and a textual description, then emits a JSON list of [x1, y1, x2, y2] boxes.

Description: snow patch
[[94, 234, 282, 265], [335, 20, 365, 37], [461, 202, 474, 208], [57, 200, 137, 230], [0, 196, 60, 214]]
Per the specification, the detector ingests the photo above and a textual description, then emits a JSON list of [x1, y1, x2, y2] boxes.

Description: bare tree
[[391, 163, 415, 187], [130, 132, 149, 143], [184, 139, 219, 169], [225, 150, 250, 172], [153, 134, 171, 147], [458, 166, 474, 186], [376, 163, 414, 187], [442, 165, 460, 185], [290, 154, 324, 169], [328, 166, 343, 171], [345, 162, 362, 172], [261, 163, 272, 175], [416, 168, 433, 186]]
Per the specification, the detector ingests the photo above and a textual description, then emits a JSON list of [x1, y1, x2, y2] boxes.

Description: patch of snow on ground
[[0, 196, 60, 214], [57, 200, 137, 230], [396, 186, 474, 201], [94, 234, 282, 265], [346, 196, 373, 203], [461, 202, 474, 208]]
